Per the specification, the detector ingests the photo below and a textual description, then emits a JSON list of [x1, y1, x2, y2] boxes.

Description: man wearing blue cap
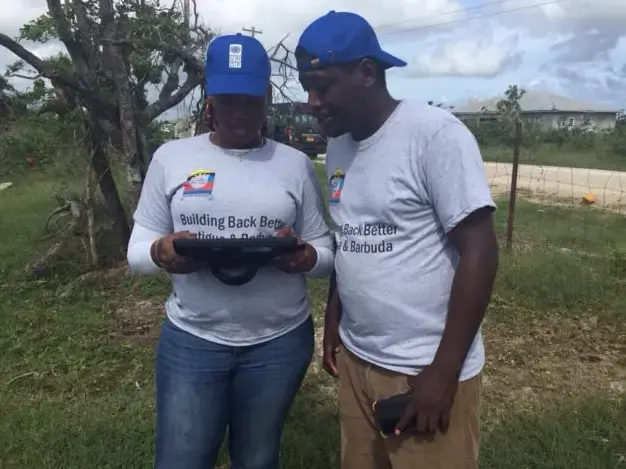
[[296, 11, 499, 469]]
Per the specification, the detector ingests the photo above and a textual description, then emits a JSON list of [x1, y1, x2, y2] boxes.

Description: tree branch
[[6, 73, 41, 80], [0, 34, 71, 86], [266, 37, 297, 103], [46, 0, 92, 78], [144, 71, 202, 122], [0, 33, 114, 112], [159, 60, 183, 104]]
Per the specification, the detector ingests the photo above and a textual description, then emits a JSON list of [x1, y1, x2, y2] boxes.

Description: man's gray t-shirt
[[134, 135, 330, 346], [326, 101, 496, 380]]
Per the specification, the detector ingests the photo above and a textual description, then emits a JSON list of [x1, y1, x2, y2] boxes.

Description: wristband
[[151, 238, 165, 268]]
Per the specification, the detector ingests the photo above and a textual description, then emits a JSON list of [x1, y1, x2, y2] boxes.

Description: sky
[[1, 0, 625, 121]]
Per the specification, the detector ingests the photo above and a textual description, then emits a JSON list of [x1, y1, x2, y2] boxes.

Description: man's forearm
[[432, 247, 498, 377], [325, 270, 342, 322]]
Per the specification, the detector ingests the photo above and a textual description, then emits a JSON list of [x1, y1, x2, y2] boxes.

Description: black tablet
[[173, 236, 300, 261], [172, 236, 302, 286]]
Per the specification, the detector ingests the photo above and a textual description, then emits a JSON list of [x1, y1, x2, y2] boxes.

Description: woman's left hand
[[273, 226, 317, 273]]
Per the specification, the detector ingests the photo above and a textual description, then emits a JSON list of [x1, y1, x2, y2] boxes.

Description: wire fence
[[481, 121, 625, 249], [479, 121, 626, 252], [314, 121, 626, 251], [487, 161, 626, 212]]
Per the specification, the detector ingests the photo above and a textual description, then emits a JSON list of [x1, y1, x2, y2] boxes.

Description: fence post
[[506, 120, 522, 250]]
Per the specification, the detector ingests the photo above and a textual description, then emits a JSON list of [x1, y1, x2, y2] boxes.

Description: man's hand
[[151, 231, 208, 274], [273, 226, 317, 273], [394, 364, 459, 435], [322, 313, 341, 377]]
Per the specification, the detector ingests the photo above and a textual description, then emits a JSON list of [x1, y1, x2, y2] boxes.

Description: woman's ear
[[205, 98, 216, 131]]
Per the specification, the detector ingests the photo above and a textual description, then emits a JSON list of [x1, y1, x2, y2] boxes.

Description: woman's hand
[[151, 231, 208, 274], [273, 226, 317, 274]]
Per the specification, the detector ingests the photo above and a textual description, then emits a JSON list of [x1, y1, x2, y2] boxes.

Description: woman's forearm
[[127, 223, 169, 275], [304, 234, 335, 278]]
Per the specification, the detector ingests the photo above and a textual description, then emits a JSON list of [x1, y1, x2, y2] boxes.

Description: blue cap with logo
[[205, 33, 271, 97], [296, 11, 407, 72]]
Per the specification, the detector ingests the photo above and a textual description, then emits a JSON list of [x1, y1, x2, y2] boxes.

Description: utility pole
[[242, 26, 262, 37], [183, 0, 189, 29]]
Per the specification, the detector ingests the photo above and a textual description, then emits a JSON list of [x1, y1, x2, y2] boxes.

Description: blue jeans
[[154, 316, 314, 469]]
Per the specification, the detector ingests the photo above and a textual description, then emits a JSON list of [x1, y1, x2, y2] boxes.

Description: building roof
[[454, 91, 620, 114]]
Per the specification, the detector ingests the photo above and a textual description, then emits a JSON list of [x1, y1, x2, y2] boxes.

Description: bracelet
[[151, 238, 165, 268]]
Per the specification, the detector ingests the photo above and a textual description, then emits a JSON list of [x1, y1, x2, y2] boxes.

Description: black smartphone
[[372, 390, 417, 438]]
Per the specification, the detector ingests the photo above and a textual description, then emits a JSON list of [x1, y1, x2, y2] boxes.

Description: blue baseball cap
[[205, 33, 271, 97], [296, 11, 407, 72]]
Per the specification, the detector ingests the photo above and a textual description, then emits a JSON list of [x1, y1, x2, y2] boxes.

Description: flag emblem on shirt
[[182, 169, 215, 197], [329, 168, 345, 205]]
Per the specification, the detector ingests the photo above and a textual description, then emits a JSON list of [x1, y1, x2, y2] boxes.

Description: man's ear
[[360, 58, 377, 88]]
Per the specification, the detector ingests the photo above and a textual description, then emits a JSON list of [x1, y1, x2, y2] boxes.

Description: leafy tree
[[0, 0, 213, 245], [0, 76, 29, 122], [496, 85, 526, 121]]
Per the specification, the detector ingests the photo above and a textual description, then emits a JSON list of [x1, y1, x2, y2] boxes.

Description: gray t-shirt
[[326, 101, 496, 380], [134, 135, 330, 346]]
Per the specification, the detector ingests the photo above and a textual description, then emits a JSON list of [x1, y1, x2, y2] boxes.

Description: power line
[[374, 0, 527, 31], [374, 0, 567, 35]]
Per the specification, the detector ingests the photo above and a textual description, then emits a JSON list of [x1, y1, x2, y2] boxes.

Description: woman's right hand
[[151, 231, 207, 274]]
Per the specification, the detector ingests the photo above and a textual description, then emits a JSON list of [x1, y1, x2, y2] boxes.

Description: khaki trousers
[[337, 346, 481, 469]]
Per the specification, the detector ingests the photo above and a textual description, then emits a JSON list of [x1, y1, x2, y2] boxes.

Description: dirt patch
[[109, 297, 165, 344], [306, 313, 625, 416], [482, 314, 626, 421], [495, 189, 626, 215], [110, 296, 625, 415]]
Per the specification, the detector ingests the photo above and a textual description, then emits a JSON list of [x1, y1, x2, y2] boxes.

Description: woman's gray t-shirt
[[134, 135, 330, 346]]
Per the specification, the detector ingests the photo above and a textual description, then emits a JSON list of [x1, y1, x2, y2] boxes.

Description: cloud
[[195, 0, 465, 49], [0, 3, 48, 37], [549, 31, 620, 63], [496, 0, 626, 35], [1, 0, 626, 113], [0, 1, 463, 85], [531, 65, 626, 108], [407, 34, 522, 77]]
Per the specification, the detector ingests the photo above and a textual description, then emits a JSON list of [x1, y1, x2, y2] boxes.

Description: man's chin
[[321, 121, 346, 139]]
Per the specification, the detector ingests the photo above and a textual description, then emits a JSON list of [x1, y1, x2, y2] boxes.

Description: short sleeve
[[421, 122, 496, 233], [294, 158, 331, 242], [132, 155, 174, 233]]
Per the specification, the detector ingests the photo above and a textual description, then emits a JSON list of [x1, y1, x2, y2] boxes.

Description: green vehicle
[[268, 102, 326, 159]]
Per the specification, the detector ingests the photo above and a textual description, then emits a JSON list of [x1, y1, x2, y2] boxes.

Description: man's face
[[298, 66, 362, 138]]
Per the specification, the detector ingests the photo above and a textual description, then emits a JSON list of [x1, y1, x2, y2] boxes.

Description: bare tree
[[0, 0, 213, 247]]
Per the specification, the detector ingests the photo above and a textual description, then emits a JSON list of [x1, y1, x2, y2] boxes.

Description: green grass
[[1, 172, 625, 468], [491, 198, 626, 322], [481, 143, 626, 171]]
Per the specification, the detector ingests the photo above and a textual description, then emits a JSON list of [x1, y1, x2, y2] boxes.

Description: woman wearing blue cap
[[127, 33, 334, 469]]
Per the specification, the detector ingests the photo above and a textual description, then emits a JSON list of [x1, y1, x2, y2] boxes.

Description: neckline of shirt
[[346, 100, 406, 151], [205, 132, 268, 158]]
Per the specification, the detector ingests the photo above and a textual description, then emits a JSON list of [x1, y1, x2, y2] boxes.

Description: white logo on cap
[[229, 43, 242, 69]]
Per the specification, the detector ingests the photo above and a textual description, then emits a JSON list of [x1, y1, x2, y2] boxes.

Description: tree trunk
[[109, 49, 143, 205], [99, 0, 143, 205], [88, 116, 131, 247], [136, 123, 151, 170]]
